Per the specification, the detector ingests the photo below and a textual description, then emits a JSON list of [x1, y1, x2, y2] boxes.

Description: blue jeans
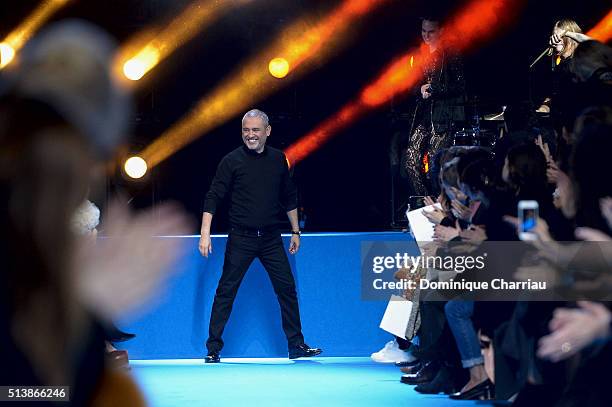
[[445, 300, 484, 368]]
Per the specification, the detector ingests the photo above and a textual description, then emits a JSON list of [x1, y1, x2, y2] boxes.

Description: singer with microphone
[[532, 19, 589, 69], [534, 19, 589, 114]]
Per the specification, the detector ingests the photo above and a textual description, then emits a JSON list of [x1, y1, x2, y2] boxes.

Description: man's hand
[[199, 235, 212, 257], [421, 84, 432, 99], [289, 234, 300, 255]]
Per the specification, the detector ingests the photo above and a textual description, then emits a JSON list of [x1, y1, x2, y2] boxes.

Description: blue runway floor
[[131, 357, 482, 407]]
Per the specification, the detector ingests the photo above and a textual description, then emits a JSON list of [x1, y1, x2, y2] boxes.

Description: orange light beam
[[141, 0, 391, 168], [285, 0, 524, 166], [0, 0, 72, 69], [587, 9, 612, 42], [115, 0, 250, 84], [286, 0, 390, 71]]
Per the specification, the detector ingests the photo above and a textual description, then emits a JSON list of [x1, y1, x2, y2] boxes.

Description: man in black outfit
[[199, 109, 322, 363]]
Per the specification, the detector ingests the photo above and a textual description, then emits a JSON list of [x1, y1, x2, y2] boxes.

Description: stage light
[[269, 57, 290, 78], [422, 152, 429, 174], [116, 0, 249, 84], [123, 46, 160, 81], [285, 0, 523, 165], [0, 43, 15, 68], [587, 9, 612, 43], [124, 156, 148, 179], [141, 0, 390, 168], [0, 0, 71, 69]]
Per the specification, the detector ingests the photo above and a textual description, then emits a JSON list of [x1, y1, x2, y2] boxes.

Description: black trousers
[[206, 231, 304, 353], [404, 124, 450, 197], [414, 299, 461, 366]]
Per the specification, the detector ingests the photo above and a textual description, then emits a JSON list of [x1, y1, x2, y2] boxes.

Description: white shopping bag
[[379, 295, 413, 339]]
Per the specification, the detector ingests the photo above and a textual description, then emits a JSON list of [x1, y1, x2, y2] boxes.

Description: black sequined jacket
[[418, 48, 467, 133]]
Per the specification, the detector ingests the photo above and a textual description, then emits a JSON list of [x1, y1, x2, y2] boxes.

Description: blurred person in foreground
[[71, 199, 137, 370], [0, 20, 190, 406]]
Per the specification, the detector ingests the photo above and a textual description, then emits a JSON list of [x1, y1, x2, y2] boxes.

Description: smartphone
[[518, 200, 538, 241]]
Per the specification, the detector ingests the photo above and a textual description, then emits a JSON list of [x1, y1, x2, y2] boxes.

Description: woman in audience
[[441, 158, 515, 400], [430, 148, 491, 241]]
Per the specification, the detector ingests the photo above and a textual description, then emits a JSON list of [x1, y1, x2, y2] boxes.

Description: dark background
[[1, 0, 610, 232]]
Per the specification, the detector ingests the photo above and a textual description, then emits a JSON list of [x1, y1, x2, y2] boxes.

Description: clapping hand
[[459, 225, 487, 243], [433, 220, 461, 241], [423, 195, 437, 207], [451, 199, 472, 222], [75, 201, 191, 320], [423, 207, 446, 224], [535, 135, 554, 165], [538, 301, 611, 362]]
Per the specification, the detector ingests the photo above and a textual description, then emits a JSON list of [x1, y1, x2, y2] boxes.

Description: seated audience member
[[503, 143, 574, 240]]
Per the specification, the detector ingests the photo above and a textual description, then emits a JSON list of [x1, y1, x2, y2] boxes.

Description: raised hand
[[75, 201, 191, 320]]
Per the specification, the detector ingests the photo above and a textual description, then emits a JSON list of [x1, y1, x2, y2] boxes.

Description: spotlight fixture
[[124, 156, 148, 179], [0, 0, 71, 69], [269, 57, 290, 78], [0, 42, 16, 68]]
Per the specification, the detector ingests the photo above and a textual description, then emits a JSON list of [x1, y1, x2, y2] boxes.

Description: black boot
[[415, 365, 465, 394]]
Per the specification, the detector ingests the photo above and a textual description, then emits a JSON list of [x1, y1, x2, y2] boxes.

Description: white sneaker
[[370, 340, 416, 363]]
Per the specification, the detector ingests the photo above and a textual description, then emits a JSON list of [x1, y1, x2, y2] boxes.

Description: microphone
[[529, 47, 553, 69], [531, 29, 573, 69]]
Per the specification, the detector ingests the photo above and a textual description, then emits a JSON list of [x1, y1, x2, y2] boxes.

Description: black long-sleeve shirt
[[203, 145, 298, 229]]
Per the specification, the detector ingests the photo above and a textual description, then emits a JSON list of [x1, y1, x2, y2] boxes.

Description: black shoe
[[288, 344, 322, 359], [449, 379, 494, 400], [395, 359, 420, 368], [204, 352, 220, 363], [400, 361, 439, 385], [113, 332, 136, 343], [106, 325, 136, 343], [400, 362, 422, 375], [414, 365, 462, 395]]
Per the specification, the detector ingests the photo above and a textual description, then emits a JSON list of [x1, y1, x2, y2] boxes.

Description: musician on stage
[[404, 16, 466, 197]]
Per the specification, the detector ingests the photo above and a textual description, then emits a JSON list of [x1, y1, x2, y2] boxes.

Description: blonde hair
[[554, 19, 583, 59]]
